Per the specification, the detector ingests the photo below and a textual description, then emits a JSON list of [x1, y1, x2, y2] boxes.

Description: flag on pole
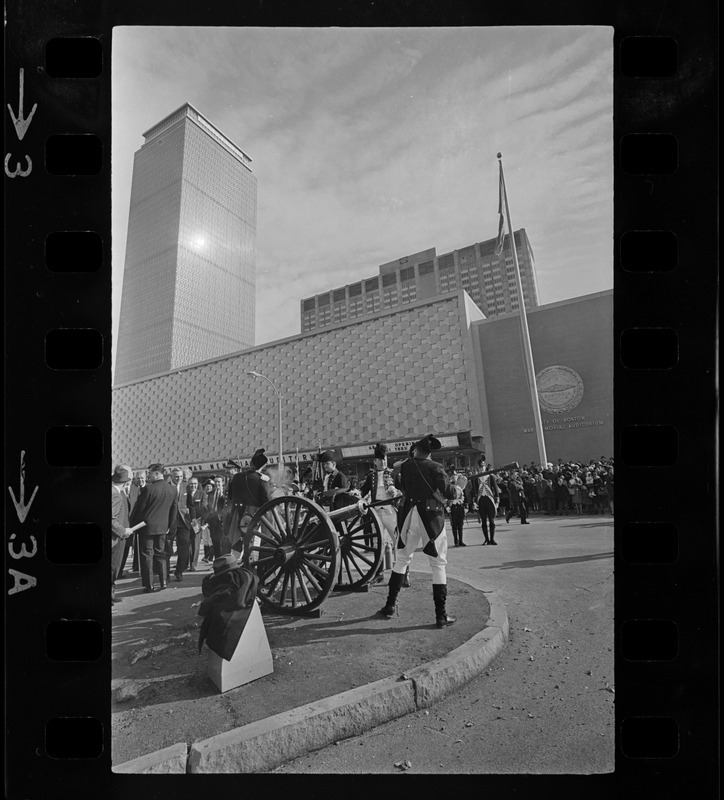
[[494, 160, 505, 256]]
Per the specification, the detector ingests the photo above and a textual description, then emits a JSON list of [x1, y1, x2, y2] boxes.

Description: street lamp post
[[247, 371, 283, 473]]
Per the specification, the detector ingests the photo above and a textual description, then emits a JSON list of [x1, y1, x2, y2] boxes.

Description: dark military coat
[[398, 456, 456, 539], [229, 469, 274, 510]]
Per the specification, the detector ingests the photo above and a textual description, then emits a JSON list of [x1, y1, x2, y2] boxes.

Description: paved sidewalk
[[112, 539, 508, 773]]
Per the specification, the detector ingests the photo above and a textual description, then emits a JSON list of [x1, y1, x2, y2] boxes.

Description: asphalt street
[[272, 511, 615, 774]]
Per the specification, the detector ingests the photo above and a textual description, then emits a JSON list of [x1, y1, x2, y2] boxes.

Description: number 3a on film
[[5, 68, 37, 179]]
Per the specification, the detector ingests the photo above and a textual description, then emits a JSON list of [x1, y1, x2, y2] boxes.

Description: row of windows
[[303, 256, 533, 311], [301, 281, 532, 332]]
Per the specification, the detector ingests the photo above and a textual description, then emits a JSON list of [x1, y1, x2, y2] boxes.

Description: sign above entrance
[[157, 435, 464, 473]]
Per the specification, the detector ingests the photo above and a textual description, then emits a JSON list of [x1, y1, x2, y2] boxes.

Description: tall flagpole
[[496, 152, 548, 466]]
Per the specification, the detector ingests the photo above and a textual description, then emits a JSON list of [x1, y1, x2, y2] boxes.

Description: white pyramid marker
[[206, 601, 273, 693]]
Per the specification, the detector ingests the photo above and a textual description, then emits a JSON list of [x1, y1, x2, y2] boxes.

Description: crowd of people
[[459, 457, 615, 522], [110, 448, 613, 616]]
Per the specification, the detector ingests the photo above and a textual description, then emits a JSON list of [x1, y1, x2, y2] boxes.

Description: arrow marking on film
[[8, 450, 39, 523], [7, 68, 38, 142]]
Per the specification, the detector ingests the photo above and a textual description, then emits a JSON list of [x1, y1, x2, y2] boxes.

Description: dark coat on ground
[[130, 478, 178, 535], [197, 566, 260, 660]]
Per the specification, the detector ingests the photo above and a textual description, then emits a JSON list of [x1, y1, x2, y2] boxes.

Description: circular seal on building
[[535, 365, 584, 414]]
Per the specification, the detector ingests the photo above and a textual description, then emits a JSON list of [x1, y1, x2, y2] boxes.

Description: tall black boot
[[378, 570, 405, 618], [458, 527, 466, 546], [433, 584, 456, 628]]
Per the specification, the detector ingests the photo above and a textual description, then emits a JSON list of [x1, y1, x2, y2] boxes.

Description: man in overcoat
[[111, 464, 134, 604], [202, 475, 228, 560], [167, 467, 192, 581], [379, 434, 457, 627], [130, 463, 178, 593], [117, 472, 141, 579]]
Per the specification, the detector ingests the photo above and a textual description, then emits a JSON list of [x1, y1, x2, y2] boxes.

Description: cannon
[[239, 494, 395, 616]]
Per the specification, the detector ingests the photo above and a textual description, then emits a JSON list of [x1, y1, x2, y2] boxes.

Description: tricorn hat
[[318, 449, 338, 464], [251, 448, 268, 468], [414, 434, 442, 454], [224, 459, 242, 470], [212, 554, 238, 574], [373, 442, 388, 460]]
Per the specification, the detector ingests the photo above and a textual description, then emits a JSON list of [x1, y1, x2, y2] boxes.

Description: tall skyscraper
[[300, 229, 539, 332], [115, 103, 257, 384]]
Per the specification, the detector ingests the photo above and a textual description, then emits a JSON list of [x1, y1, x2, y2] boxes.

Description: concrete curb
[[112, 742, 188, 774], [114, 575, 509, 774], [189, 675, 417, 773]]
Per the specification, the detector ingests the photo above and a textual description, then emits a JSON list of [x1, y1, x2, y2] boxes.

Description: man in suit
[[379, 434, 457, 628], [186, 475, 205, 571], [167, 466, 192, 582], [117, 473, 142, 579], [111, 464, 134, 605], [130, 462, 178, 593], [202, 475, 228, 560]]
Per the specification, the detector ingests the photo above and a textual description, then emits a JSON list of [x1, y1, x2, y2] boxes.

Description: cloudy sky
[[112, 27, 612, 369]]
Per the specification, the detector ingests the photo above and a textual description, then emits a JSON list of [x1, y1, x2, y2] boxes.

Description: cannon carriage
[[239, 494, 393, 616]]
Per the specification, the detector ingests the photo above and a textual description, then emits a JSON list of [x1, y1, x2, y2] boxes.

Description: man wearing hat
[[167, 467, 193, 582], [317, 449, 350, 510], [379, 435, 457, 628], [111, 465, 134, 605], [202, 475, 228, 560], [226, 449, 275, 556], [130, 463, 179, 593], [116, 469, 142, 579], [360, 443, 404, 585]]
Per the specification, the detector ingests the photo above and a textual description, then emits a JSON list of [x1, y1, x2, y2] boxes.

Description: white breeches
[[392, 506, 448, 584]]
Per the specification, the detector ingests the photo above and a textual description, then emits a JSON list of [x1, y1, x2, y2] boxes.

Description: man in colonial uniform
[[317, 449, 350, 510], [476, 463, 500, 545], [360, 443, 403, 585], [379, 434, 457, 628], [447, 472, 467, 546], [227, 448, 275, 558]]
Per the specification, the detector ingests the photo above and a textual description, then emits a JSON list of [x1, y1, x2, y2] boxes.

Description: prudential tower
[[115, 103, 257, 384]]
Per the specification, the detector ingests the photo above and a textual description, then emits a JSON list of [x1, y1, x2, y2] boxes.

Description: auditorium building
[[112, 289, 612, 477]]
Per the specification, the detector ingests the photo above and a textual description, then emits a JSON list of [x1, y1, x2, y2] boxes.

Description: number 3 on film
[[5, 68, 37, 179]]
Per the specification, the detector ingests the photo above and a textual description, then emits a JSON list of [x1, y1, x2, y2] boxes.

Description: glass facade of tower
[[115, 104, 256, 385], [300, 230, 539, 333]]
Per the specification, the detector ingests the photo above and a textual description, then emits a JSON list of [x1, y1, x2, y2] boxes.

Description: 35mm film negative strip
[[4, 1, 718, 796]]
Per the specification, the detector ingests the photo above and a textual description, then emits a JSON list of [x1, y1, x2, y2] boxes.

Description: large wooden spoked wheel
[[334, 507, 384, 591], [241, 495, 340, 615]]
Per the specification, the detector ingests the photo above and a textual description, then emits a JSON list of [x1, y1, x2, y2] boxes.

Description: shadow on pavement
[[478, 552, 614, 570]]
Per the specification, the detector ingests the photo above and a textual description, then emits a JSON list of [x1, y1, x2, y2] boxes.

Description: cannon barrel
[[327, 496, 398, 522]]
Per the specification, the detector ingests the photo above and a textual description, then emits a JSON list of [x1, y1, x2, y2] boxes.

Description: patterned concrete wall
[[112, 297, 473, 467]]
